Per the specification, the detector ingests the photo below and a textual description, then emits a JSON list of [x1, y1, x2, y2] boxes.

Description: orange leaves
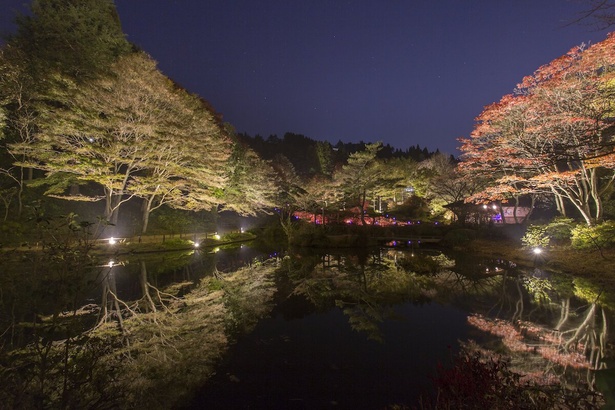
[[461, 32, 615, 218], [467, 314, 591, 370]]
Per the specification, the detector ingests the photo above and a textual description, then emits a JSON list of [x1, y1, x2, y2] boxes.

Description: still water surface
[[186, 245, 611, 408], [1, 243, 611, 409]]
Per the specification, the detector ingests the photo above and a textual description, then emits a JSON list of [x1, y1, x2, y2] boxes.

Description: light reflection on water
[[183, 246, 612, 409], [1, 243, 612, 408]]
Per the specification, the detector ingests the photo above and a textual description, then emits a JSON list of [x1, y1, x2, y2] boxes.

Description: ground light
[[532, 247, 545, 267], [108, 237, 117, 245], [194, 242, 200, 248]]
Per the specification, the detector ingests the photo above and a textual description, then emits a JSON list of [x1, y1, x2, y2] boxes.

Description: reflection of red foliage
[[468, 314, 589, 369]]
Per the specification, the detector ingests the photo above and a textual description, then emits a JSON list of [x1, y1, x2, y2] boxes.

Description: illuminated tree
[[0, 45, 35, 218], [365, 157, 408, 214], [460, 34, 615, 225], [130, 93, 231, 233], [213, 142, 278, 216], [12, 52, 231, 230], [333, 142, 383, 225], [419, 154, 486, 220], [0, 0, 131, 220], [268, 154, 309, 238], [11, 0, 130, 81]]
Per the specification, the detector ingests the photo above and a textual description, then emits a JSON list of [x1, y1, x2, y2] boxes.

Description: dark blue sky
[[1, 1, 612, 154]]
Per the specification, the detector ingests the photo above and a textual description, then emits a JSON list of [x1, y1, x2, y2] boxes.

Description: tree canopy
[[460, 33, 615, 225]]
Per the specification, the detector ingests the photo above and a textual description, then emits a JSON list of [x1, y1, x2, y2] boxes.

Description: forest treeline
[[237, 131, 441, 177]]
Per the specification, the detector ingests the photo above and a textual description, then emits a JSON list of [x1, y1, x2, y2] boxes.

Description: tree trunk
[[590, 168, 603, 223], [104, 191, 122, 235], [104, 189, 114, 222], [554, 186, 594, 226], [555, 194, 567, 217], [521, 195, 535, 224], [359, 189, 367, 226], [110, 196, 121, 226], [17, 166, 24, 218], [211, 204, 219, 231], [141, 197, 154, 234], [512, 196, 520, 224]]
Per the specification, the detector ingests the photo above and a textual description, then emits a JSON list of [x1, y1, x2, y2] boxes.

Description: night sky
[[1, 1, 613, 154]]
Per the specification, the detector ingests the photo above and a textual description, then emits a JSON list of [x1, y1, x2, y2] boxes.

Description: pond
[[0, 242, 612, 409]]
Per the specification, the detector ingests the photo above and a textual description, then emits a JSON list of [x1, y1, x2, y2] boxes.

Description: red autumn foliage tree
[[460, 33, 615, 225]]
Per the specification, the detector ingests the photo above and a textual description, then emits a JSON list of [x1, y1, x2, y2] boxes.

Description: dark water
[[189, 300, 470, 409], [1, 243, 612, 409], [183, 246, 612, 409]]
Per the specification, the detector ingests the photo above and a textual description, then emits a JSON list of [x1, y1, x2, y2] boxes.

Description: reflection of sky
[[191, 301, 470, 408]]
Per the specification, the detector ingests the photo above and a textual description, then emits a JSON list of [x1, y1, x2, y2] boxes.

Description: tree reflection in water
[[283, 248, 429, 343], [279, 247, 612, 407], [1, 237, 613, 408], [0, 236, 279, 409], [463, 268, 610, 403]]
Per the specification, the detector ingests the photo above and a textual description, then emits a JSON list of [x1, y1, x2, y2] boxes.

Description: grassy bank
[[466, 236, 615, 310], [468, 237, 615, 277]]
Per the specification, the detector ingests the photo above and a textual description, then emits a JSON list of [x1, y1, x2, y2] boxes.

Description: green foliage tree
[[334, 142, 383, 225], [11, 0, 130, 81], [269, 154, 307, 240], [130, 92, 232, 233], [214, 142, 278, 216], [421, 153, 485, 221], [315, 140, 334, 176], [0, 44, 41, 218], [0, 0, 131, 222], [12, 52, 232, 233]]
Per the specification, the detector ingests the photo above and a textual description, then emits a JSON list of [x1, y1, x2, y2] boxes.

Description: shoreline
[[466, 238, 615, 300]]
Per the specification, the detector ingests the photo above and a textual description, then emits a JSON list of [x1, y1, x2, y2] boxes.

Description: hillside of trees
[[0, 0, 460, 242], [237, 132, 440, 177], [0, 0, 614, 246]]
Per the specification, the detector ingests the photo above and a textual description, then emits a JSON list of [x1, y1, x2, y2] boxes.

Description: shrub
[[544, 217, 575, 244], [223, 232, 256, 242], [161, 238, 193, 247], [521, 225, 550, 248], [522, 218, 576, 248], [0, 221, 26, 245], [571, 221, 615, 250], [288, 223, 331, 247]]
